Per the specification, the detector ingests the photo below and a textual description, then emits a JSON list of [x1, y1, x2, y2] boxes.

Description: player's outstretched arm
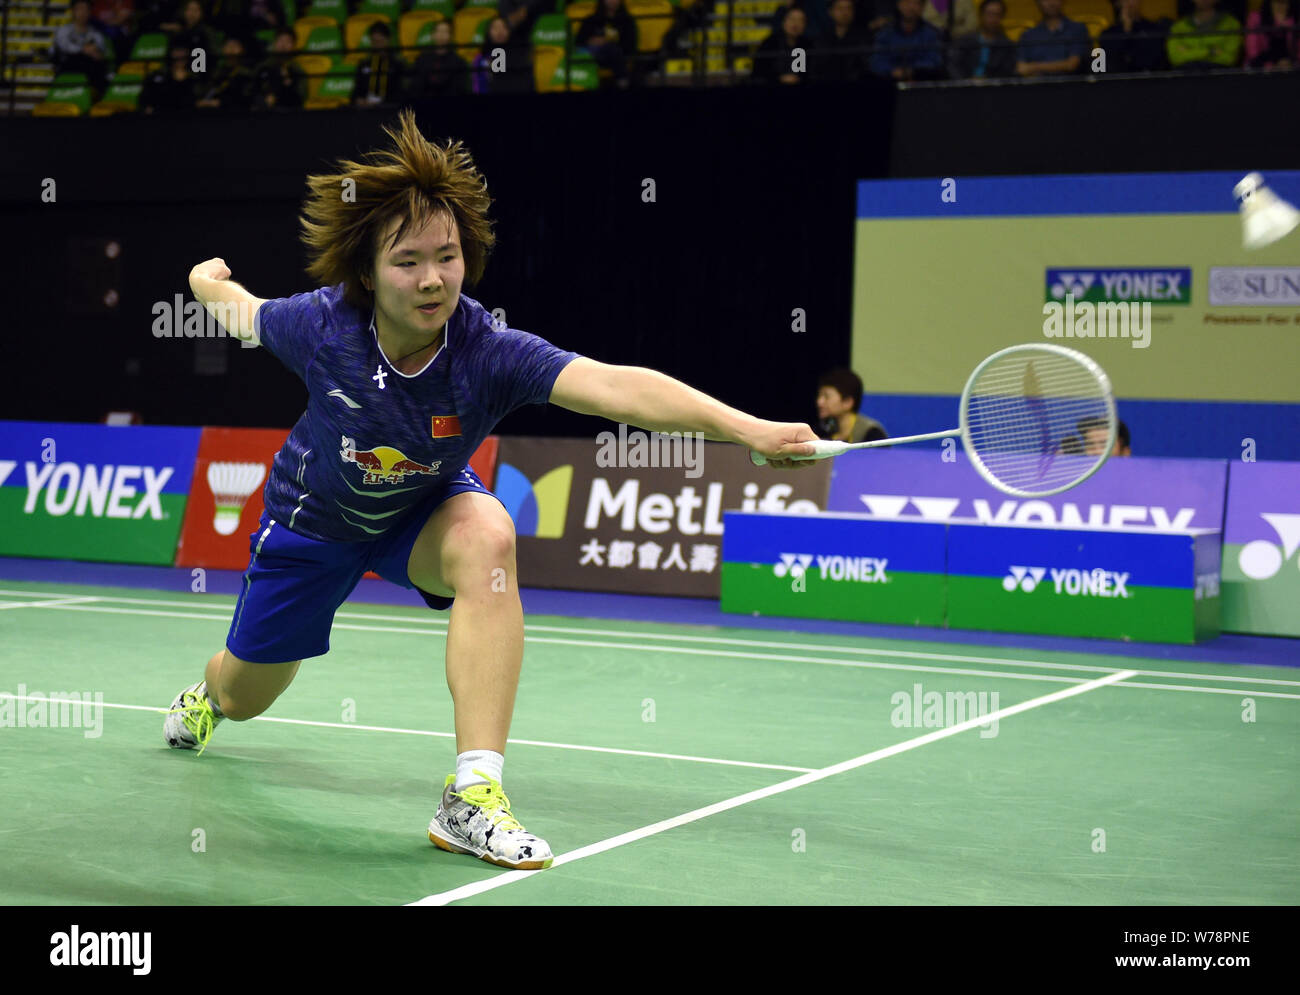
[[188, 257, 268, 347], [549, 357, 818, 469]]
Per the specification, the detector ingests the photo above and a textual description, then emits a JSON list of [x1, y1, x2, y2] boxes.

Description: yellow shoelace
[[166, 689, 216, 756], [452, 771, 524, 833]]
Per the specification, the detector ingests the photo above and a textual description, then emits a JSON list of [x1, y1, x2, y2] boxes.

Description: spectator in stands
[[1167, 0, 1243, 68], [950, 0, 1017, 77], [52, 0, 113, 97], [497, 0, 553, 40], [870, 0, 946, 80], [754, 6, 815, 83], [169, 0, 221, 68], [1080, 417, 1131, 456], [923, 0, 977, 38], [472, 16, 534, 94], [90, 0, 136, 63], [1015, 0, 1090, 75], [1245, 0, 1299, 68], [197, 35, 257, 109], [207, 0, 285, 49], [771, 1, 834, 41], [816, 0, 872, 81], [354, 21, 408, 105], [409, 19, 470, 97], [577, 0, 641, 87], [140, 41, 200, 113], [1099, 0, 1170, 72], [254, 26, 306, 109], [816, 368, 888, 443]]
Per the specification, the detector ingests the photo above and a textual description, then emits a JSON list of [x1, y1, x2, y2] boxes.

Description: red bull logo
[[339, 436, 441, 485]]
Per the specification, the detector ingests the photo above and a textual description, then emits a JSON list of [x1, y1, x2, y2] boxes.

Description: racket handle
[[749, 440, 849, 466]]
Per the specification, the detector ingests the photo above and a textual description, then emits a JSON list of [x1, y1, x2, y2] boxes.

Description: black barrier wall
[[2, 73, 1298, 436]]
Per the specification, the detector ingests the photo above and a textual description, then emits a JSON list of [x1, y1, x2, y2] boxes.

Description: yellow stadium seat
[[533, 43, 564, 91], [453, 6, 496, 45], [1077, 13, 1111, 39], [1004, 17, 1034, 41], [294, 15, 340, 50], [116, 60, 147, 77], [399, 10, 445, 48], [345, 13, 392, 55], [294, 53, 334, 97], [1067, 0, 1115, 19], [627, 0, 674, 52], [305, 95, 349, 108], [1142, 0, 1178, 18], [566, 1, 597, 21], [33, 101, 83, 116], [1001, 0, 1041, 23]]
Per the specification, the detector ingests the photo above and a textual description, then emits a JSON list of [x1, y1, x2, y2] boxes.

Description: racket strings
[[965, 352, 1111, 494]]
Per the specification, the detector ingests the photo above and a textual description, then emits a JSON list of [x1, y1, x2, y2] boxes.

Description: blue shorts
[[226, 466, 504, 663]]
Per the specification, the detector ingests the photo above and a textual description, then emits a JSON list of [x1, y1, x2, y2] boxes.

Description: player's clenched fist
[[745, 420, 819, 470], [190, 258, 231, 283]]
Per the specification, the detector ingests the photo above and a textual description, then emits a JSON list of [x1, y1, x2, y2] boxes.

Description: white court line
[[1, 586, 1296, 688], [0, 696, 813, 774], [0, 596, 99, 610], [2, 595, 1297, 697], [408, 668, 1140, 906]]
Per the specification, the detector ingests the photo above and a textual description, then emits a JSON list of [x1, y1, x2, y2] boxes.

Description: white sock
[[455, 749, 503, 790]]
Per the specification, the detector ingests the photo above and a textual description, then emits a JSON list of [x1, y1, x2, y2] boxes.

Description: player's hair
[[299, 108, 496, 311], [817, 367, 864, 413], [1078, 416, 1130, 451]]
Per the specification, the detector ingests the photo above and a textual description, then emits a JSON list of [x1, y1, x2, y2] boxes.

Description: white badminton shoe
[[428, 771, 554, 870], [164, 680, 224, 755]]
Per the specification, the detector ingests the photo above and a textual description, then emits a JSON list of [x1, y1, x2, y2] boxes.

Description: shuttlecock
[[1235, 172, 1300, 250], [207, 461, 266, 535]]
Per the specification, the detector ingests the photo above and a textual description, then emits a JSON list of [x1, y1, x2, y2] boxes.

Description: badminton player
[[165, 109, 818, 870]]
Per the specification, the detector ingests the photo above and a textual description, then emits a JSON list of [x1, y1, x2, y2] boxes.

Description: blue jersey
[[254, 285, 580, 543]]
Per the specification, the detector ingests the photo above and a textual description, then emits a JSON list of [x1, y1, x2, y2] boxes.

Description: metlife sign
[[0, 421, 201, 564]]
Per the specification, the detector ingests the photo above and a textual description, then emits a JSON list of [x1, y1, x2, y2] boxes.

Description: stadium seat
[[566, 1, 597, 21], [1001, 0, 1041, 23], [532, 12, 569, 47], [1142, 0, 1177, 18], [1068, 0, 1116, 19], [400, 10, 445, 49], [115, 61, 147, 77], [129, 31, 168, 70], [359, 0, 402, 17], [90, 74, 144, 115], [312, 61, 357, 104], [301, 24, 345, 56], [628, 0, 674, 52], [411, 0, 455, 15], [1004, 18, 1034, 41], [533, 44, 565, 89], [305, 0, 349, 21], [294, 52, 334, 92], [1077, 13, 1112, 39], [549, 51, 600, 89], [294, 15, 341, 50], [454, 6, 497, 45], [463, 0, 500, 7], [282, 0, 299, 25], [36, 80, 93, 116]]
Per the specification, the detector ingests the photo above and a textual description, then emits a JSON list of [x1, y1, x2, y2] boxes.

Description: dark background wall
[[1, 73, 1297, 443]]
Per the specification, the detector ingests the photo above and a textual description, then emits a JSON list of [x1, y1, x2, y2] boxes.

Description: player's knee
[[443, 518, 516, 591]]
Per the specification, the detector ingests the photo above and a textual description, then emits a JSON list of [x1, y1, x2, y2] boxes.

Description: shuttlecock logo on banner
[[206, 461, 266, 535], [1235, 172, 1300, 250]]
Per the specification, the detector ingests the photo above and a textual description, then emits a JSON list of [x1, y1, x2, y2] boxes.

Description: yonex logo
[[1238, 513, 1300, 580], [773, 553, 813, 578], [1048, 272, 1096, 298], [1045, 268, 1190, 304], [1003, 566, 1046, 592]]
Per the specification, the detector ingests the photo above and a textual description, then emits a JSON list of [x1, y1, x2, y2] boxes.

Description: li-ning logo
[[1003, 566, 1046, 592], [1004, 566, 1131, 598]]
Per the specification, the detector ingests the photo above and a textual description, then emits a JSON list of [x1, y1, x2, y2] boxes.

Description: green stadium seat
[[40, 81, 94, 114], [303, 24, 345, 55], [93, 74, 144, 113], [549, 52, 599, 89], [129, 32, 168, 62], [358, 0, 402, 16], [52, 71, 89, 85], [531, 12, 568, 47], [306, 0, 349, 21], [411, 0, 455, 14]]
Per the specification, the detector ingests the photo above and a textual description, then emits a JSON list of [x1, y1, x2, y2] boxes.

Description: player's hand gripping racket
[[751, 343, 1117, 498]]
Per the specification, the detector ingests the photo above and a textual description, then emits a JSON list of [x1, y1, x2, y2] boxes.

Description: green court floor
[[1, 579, 1296, 905]]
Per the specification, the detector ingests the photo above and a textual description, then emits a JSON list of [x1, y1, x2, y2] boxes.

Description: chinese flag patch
[[432, 415, 462, 438]]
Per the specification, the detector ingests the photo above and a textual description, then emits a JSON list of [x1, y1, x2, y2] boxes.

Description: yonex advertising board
[[1221, 460, 1300, 637], [947, 522, 1221, 644], [826, 449, 1228, 532], [498, 437, 832, 598], [720, 511, 947, 625], [0, 421, 201, 565], [853, 171, 1300, 460]]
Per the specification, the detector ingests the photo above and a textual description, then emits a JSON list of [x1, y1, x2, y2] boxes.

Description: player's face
[[371, 211, 465, 340], [1083, 427, 1113, 456]]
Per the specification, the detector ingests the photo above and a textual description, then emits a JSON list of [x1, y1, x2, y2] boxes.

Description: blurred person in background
[[140, 40, 200, 113], [51, 0, 112, 96], [90, 0, 136, 63], [923, 0, 977, 37], [1016, 0, 1090, 75], [754, 5, 815, 83], [472, 16, 534, 93], [168, 0, 221, 68], [871, 0, 946, 80], [950, 0, 1018, 77], [1167, 0, 1242, 68], [1244, 0, 1299, 68], [577, 0, 640, 89], [354, 21, 408, 106], [197, 35, 257, 110], [255, 26, 306, 110], [816, 0, 873, 81], [1099, 0, 1170, 72], [816, 368, 888, 443], [409, 19, 471, 97], [1080, 417, 1131, 457]]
